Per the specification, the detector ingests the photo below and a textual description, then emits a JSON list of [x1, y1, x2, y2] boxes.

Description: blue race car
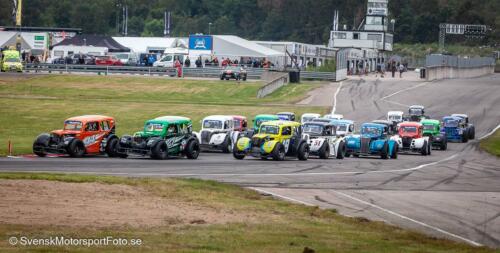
[[442, 116, 469, 143], [345, 123, 398, 159]]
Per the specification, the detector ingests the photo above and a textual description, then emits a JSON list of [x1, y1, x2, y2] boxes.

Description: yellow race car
[[233, 120, 310, 161]]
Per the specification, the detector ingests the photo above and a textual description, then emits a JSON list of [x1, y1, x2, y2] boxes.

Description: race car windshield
[[203, 120, 223, 129], [388, 115, 402, 121], [423, 124, 435, 131], [225, 66, 240, 71], [5, 58, 20, 63], [259, 125, 279, 135], [336, 125, 347, 132], [114, 54, 128, 59], [64, 121, 83, 131], [255, 119, 271, 128], [400, 126, 418, 133], [303, 124, 323, 135], [145, 123, 164, 132], [444, 120, 458, 127], [302, 117, 316, 122], [409, 109, 423, 115], [361, 126, 381, 135]]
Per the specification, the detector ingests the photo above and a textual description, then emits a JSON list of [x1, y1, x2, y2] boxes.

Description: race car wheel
[[297, 142, 309, 161], [67, 139, 85, 158], [421, 141, 428, 156], [469, 126, 475, 139], [242, 76, 247, 81], [151, 142, 168, 160], [319, 142, 329, 159], [185, 140, 200, 159], [233, 148, 245, 160], [272, 143, 286, 161], [221, 136, 232, 153], [427, 142, 432, 156], [380, 142, 389, 159], [336, 141, 346, 159], [441, 140, 447, 150], [390, 145, 398, 159], [220, 75, 224, 80], [105, 137, 119, 157], [33, 133, 50, 157], [461, 133, 468, 143]]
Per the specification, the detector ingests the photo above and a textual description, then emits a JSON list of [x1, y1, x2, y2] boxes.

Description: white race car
[[393, 122, 432, 156], [387, 111, 404, 125], [303, 121, 346, 159], [194, 115, 240, 153]]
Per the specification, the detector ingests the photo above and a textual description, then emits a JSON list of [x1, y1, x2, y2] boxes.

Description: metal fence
[[23, 63, 337, 81], [425, 55, 495, 68]]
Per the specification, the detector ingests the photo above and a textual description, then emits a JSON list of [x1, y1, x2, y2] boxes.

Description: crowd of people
[[193, 56, 274, 68]]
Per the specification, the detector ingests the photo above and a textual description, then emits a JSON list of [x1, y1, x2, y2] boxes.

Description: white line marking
[[248, 187, 315, 206], [331, 190, 483, 247], [379, 82, 430, 101], [479, 124, 500, 140], [5, 154, 458, 177], [331, 81, 343, 114]]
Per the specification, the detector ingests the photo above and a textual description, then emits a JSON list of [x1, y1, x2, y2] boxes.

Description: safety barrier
[[24, 63, 338, 81], [257, 73, 289, 98], [424, 55, 495, 81]]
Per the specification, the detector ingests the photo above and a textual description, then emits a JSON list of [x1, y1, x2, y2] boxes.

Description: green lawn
[[0, 172, 497, 253], [480, 129, 500, 157], [0, 75, 326, 155], [393, 43, 498, 59]]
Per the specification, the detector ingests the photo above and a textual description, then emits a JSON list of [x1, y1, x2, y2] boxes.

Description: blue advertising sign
[[189, 35, 213, 51]]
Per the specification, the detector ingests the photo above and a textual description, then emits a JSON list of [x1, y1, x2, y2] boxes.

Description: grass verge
[[0, 172, 497, 253], [0, 75, 327, 155], [479, 129, 500, 157]]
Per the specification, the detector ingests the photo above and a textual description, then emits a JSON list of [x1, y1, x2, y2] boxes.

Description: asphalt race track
[[1, 73, 499, 248]]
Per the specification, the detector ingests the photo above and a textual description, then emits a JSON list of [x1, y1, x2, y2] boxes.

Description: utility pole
[[124, 5, 128, 36]]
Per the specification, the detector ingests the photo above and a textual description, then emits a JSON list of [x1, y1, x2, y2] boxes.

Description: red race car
[[95, 55, 123, 66], [33, 115, 120, 157]]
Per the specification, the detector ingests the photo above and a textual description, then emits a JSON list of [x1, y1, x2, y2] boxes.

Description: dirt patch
[[0, 179, 259, 228]]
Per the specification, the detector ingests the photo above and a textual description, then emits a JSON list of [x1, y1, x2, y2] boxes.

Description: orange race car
[[33, 115, 120, 157]]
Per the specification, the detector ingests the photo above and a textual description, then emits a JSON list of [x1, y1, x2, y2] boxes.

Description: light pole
[[390, 19, 396, 32], [208, 22, 212, 35]]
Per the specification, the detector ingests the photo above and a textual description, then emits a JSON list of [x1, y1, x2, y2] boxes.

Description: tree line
[[0, 0, 498, 45]]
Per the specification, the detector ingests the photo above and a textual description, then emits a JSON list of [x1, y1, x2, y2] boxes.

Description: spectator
[[391, 61, 396, 78], [21, 51, 26, 62], [184, 56, 191, 68], [234, 59, 239, 65], [195, 57, 202, 68], [399, 63, 405, 78], [174, 59, 182, 77]]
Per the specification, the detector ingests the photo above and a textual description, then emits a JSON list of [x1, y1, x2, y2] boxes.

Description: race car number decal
[[83, 133, 105, 146], [165, 136, 185, 148], [283, 139, 290, 153]]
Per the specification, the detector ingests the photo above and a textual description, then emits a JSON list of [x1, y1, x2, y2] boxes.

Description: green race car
[[421, 119, 447, 150], [116, 116, 200, 159]]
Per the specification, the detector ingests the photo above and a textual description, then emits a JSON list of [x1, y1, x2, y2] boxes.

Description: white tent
[[212, 35, 283, 58], [112, 37, 186, 53]]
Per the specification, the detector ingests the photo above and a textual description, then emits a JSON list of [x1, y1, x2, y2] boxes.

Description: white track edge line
[[478, 124, 500, 140], [247, 187, 315, 206], [331, 190, 483, 247], [331, 81, 343, 114]]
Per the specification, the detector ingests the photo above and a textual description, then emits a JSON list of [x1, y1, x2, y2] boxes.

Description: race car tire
[[233, 149, 245, 160], [345, 151, 351, 158], [441, 139, 447, 150], [319, 142, 329, 159], [390, 144, 398, 159], [427, 142, 432, 156], [185, 140, 200, 159], [151, 141, 168, 160], [221, 136, 232, 153], [469, 126, 475, 139], [220, 76, 224, 80], [67, 139, 85, 158], [421, 141, 428, 156], [380, 142, 389, 159], [33, 133, 50, 157], [336, 141, 346, 159], [105, 137, 119, 157], [242, 76, 247, 81], [272, 143, 286, 161], [297, 142, 309, 161], [461, 133, 468, 143]]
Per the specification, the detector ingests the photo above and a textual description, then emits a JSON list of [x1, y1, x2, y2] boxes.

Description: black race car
[[220, 66, 247, 81]]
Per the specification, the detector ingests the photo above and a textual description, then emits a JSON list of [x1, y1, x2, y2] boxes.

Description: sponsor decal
[[83, 133, 105, 147], [165, 136, 185, 148]]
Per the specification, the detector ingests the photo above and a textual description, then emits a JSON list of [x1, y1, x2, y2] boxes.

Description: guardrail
[[23, 63, 338, 81], [424, 55, 495, 81], [257, 73, 289, 98]]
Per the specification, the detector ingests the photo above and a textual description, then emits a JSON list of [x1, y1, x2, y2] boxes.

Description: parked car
[[233, 120, 310, 161], [95, 55, 123, 66], [116, 116, 199, 159], [421, 119, 447, 150], [69, 53, 95, 65], [303, 121, 346, 159], [112, 52, 138, 66], [345, 123, 398, 159], [32, 115, 119, 158], [1, 50, 23, 72], [220, 66, 247, 81], [193, 115, 240, 153], [153, 54, 185, 68]]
